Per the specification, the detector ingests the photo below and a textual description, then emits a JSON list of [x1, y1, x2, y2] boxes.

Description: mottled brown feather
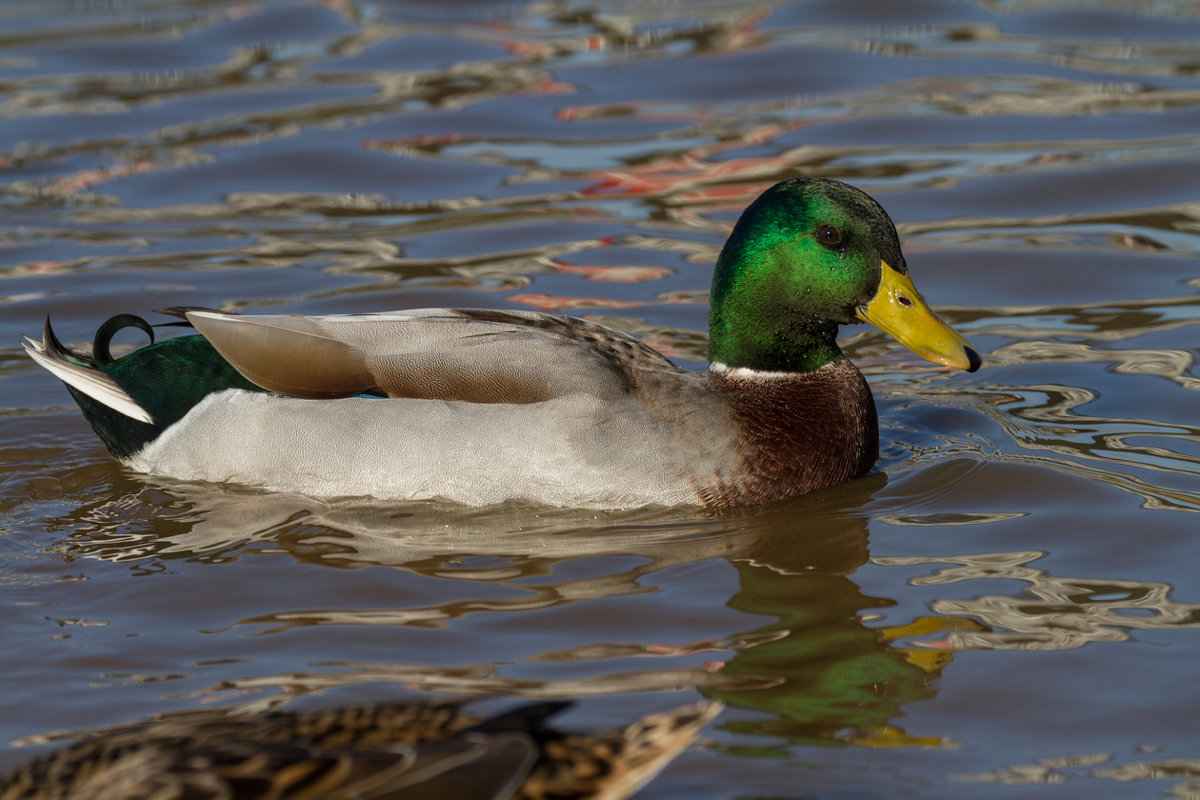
[[0, 700, 720, 800]]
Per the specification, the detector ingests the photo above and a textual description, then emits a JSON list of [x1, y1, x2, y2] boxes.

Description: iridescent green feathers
[[708, 178, 906, 372], [22, 315, 261, 458]]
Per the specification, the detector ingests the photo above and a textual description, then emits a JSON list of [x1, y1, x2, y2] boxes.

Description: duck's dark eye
[[816, 225, 842, 246]]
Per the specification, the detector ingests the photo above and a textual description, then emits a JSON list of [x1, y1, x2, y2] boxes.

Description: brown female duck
[[0, 699, 720, 800]]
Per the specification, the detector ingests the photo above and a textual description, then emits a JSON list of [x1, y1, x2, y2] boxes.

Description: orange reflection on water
[[36, 160, 153, 199], [508, 293, 648, 311], [577, 121, 803, 202], [552, 262, 673, 282], [510, 292, 701, 311]]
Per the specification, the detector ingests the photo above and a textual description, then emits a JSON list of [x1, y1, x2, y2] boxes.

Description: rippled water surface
[[5, 0, 1200, 796]]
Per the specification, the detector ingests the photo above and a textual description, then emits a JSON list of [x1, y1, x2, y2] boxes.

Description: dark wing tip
[[469, 701, 574, 736], [153, 306, 231, 326]]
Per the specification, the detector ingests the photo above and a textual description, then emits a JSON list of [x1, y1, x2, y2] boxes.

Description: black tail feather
[[27, 312, 266, 460], [469, 701, 574, 739]]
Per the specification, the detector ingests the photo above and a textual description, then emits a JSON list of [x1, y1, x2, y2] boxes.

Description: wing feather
[[187, 309, 682, 403]]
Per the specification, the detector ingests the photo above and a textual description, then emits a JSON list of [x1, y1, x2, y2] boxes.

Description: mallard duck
[[0, 698, 721, 800], [23, 178, 979, 508]]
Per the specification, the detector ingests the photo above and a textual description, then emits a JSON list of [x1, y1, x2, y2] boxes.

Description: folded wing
[[186, 308, 682, 404]]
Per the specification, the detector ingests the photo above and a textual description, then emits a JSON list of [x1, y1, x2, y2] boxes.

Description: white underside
[[125, 389, 703, 509]]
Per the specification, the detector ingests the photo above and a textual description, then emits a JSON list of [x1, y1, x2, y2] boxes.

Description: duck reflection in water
[[48, 470, 980, 751]]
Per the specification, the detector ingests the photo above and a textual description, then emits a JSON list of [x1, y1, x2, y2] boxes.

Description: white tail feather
[[22, 335, 154, 424]]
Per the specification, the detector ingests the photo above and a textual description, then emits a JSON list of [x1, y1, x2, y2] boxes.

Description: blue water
[[4, 1, 1200, 797]]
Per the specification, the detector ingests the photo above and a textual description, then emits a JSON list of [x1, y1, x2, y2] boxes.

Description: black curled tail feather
[[93, 314, 155, 364], [24, 313, 266, 460], [42, 315, 85, 365]]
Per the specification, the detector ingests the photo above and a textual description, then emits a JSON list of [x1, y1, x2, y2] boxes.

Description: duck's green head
[[708, 178, 979, 373]]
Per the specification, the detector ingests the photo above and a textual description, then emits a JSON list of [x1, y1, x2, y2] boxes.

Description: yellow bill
[[855, 261, 981, 372]]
